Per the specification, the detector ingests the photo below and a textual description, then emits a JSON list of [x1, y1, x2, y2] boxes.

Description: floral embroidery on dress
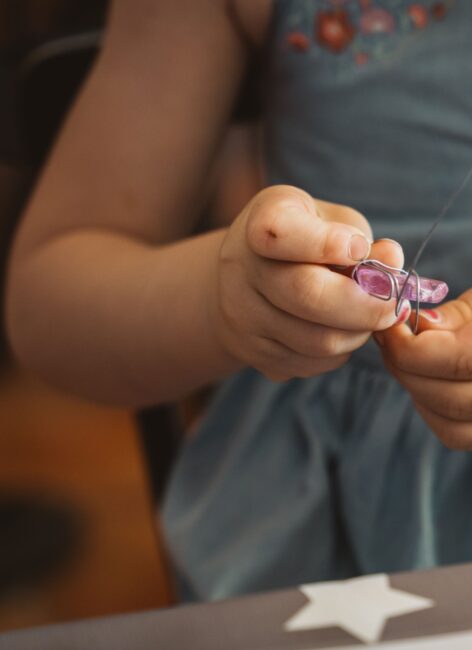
[[286, 31, 311, 51], [284, 0, 455, 67], [359, 6, 396, 33], [316, 8, 356, 52]]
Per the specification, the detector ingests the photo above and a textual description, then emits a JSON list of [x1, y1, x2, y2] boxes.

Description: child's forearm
[[6, 227, 240, 406]]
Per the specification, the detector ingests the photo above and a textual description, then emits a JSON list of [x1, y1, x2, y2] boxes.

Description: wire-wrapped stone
[[353, 260, 449, 304]]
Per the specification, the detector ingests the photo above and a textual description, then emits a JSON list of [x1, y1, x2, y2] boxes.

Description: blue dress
[[163, 0, 472, 601]]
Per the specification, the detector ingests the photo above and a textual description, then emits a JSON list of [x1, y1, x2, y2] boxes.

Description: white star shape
[[284, 573, 434, 644]]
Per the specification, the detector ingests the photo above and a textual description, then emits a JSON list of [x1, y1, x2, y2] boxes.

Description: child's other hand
[[212, 185, 403, 382], [376, 290, 472, 450]]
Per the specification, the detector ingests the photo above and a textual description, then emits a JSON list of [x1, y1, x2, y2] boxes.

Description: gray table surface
[[1, 563, 472, 649]]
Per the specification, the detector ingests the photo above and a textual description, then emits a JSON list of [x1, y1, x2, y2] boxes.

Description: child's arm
[[6, 0, 249, 405], [6, 0, 402, 407], [375, 293, 472, 449]]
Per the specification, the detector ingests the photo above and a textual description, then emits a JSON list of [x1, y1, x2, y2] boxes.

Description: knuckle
[[246, 204, 290, 255], [291, 269, 315, 310], [313, 219, 348, 262], [310, 222, 341, 264], [246, 185, 314, 254], [316, 226, 332, 261], [452, 353, 472, 380], [293, 266, 326, 314], [452, 298, 472, 323], [318, 329, 343, 357], [246, 206, 277, 254], [255, 337, 292, 382]]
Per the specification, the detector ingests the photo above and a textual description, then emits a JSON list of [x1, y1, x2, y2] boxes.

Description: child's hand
[[212, 185, 403, 382], [375, 291, 472, 450]]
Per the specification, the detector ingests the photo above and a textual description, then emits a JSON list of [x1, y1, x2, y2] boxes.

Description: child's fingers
[[415, 288, 472, 334], [414, 402, 472, 451], [246, 186, 372, 266], [370, 238, 404, 269], [249, 287, 370, 357], [254, 259, 398, 331], [388, 366, 472, 422], [376, 322, 472, 380], [332, 238, 404, 285]]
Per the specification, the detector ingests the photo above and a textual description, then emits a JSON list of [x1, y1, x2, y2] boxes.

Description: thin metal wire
[[412, 269, 420, 334], [396, 163, 472, 319], [352, 260, 408, 306], [354, 260, 434, 334]]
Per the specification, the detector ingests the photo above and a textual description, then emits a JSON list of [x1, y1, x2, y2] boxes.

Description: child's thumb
[[415, 289, 472, 333]]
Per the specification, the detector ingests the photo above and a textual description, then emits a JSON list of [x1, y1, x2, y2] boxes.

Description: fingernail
[[396, 300, 411, 324], [420, 309, 441, 322], [348, 234, 371, 261], [374, 332, 385, 346], [374, 237, 403, 250]]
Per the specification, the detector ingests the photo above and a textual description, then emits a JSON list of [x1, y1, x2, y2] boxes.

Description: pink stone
[[355, 266, 449, 303]]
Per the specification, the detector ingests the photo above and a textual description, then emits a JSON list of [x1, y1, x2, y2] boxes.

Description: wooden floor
[[0, 364, 173, 633]]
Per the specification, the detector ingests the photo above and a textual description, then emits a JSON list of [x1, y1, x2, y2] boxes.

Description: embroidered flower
[[407, 4, 429, 28], [316, 8, 356, 53], [284, 0, 454, 66], [286, 31, 310, 53], [360, 7, 396, 34], [431, 2, 448, 20]]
